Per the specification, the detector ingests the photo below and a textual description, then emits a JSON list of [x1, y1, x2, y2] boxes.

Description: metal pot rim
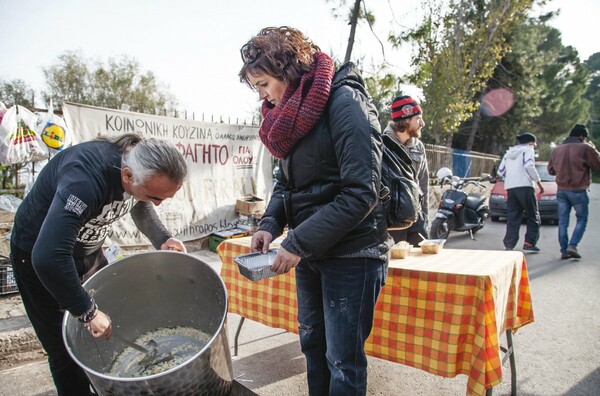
[[62, 250, 229, 381]]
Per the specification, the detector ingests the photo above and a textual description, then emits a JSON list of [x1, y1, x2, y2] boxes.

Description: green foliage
[[533, 42, 589, 141], [584, 52, 600, 146], [363, 64, 399, 125], [0, 78, 35, 108], [466, 21, 590, 156], [42, 50, 177, 114], [42, 50, 91, 105], [0, 163, 26, 195], [392, 0, 534, 146], [535, 143, 553, 161]]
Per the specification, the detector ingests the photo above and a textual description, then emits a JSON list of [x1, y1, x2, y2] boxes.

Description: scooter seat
[[465, 194, 486, 210]]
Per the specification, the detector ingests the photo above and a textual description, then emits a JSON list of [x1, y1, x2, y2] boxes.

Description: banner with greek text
[[62, 102, 272, 246]]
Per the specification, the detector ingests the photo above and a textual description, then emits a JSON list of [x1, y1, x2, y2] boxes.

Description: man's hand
[[85, 309, 112, 340], [537, 182, 545, 194], [160, 237, 186, 252]]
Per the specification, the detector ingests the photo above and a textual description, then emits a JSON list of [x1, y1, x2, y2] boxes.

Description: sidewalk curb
[[0, 327, 44, 370]]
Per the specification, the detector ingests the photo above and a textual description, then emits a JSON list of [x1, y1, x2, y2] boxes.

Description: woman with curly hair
[[239, 26, 391, 395]]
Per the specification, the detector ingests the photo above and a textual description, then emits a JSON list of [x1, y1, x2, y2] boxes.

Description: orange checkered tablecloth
[[217, 237, 534, 396]]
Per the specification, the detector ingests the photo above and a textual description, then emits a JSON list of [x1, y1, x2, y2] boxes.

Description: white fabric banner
[[62, 102, 272, 246]]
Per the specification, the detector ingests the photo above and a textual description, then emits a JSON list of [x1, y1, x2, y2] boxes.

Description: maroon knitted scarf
[[259, 52, 335, 159]]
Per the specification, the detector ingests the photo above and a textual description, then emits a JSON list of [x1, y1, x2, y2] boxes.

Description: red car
[[489, 161, 558, 223]]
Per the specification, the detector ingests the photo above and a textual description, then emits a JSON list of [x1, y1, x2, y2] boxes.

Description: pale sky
[[1, 0, 598, 123]]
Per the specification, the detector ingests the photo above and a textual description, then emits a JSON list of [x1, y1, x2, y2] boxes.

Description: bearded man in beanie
[[497, 132, 545, 251], [384, 95, 430, 245], [548, 124, 600, 259]]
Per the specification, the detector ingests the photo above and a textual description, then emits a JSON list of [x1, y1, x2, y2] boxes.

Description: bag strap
[[382, 134, 415, 177]]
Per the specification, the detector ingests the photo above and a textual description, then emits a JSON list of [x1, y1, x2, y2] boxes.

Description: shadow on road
[[233, 341, 305, 389], [525, 256, 570, 281], [564, 367, 600, 396]]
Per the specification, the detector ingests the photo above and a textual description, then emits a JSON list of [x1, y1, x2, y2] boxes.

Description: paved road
[[1, 185, 599, 395]]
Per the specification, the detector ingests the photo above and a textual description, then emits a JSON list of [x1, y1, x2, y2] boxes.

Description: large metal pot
[[63, 251, 233, 395]]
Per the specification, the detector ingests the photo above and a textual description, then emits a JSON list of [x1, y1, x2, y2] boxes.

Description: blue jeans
[[295, 256, 387, 396], [557, 189, 589, 254]]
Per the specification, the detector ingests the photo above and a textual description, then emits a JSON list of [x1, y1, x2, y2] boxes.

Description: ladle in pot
[[112, 333, 158, 363]]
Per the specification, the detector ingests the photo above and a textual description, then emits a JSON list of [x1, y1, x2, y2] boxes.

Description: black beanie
[[569, 124, 588, 137], [517, 132, 536, 144]]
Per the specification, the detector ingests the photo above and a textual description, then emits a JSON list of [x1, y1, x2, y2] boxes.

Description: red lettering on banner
[[234, 145, 254, 165], [233, 156, 254, 164], [176, 143, 230, 164]]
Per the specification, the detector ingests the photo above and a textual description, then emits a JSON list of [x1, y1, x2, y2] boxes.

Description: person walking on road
[[10, 133, 188, 395], [384, 95, 429, 246], [497, 132, 544, 251], [547, 124, 600, 259]]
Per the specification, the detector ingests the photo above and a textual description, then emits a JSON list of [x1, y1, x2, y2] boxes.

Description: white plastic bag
[[0, 102, 7, 125], [0, 105, 49, 165], [0, 194, 23, 212], [36, 101, 71, 151], [103, 241, 125, 264]]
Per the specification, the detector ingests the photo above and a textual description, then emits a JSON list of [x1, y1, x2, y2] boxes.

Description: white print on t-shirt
[[77, 197, 136, 245], [64, 194, 88, 216]]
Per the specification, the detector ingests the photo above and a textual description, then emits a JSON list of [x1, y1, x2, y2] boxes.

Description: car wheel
[[491, 216, 500, 222]]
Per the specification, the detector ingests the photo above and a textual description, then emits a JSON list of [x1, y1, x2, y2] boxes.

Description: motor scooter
[[430, 168, 490, 240]]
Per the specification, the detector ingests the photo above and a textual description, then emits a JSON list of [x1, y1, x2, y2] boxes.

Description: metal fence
[[0, 257, 18, 295], [425, 144, 500, 179]]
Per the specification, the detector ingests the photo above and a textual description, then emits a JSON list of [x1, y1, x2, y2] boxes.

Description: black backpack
[[379, 134, 421, 230], [326, 76, 420, 229]]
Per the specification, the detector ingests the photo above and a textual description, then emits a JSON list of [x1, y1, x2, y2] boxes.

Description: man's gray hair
[[103, 133, 187, 186]]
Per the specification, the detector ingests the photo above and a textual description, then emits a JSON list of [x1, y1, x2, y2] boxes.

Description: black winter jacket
[[12, 141, 171, 316], [259, 63, 388, 259]]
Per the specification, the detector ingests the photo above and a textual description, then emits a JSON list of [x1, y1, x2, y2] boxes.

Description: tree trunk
[[465, 108, 481, 152], [446, 132, 454, 148], [344, 0, 362, 63]]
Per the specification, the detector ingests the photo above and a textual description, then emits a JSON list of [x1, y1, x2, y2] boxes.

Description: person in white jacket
[[497, 132, 544, 251]]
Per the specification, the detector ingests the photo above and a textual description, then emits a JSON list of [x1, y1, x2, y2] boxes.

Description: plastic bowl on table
[[418, 239, 446, 254], [391, 242, 412, 259]]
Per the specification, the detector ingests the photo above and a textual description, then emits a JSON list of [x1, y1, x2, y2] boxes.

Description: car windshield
[[536, 164, 556, 182]]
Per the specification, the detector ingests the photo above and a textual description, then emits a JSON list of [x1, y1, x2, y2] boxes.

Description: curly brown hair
[[239, 26, 320, 88], [389, 119, 410, 133]]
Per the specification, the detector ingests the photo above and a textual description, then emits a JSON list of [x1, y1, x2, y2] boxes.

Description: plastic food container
[[234, 249, 278, 281], [418, 239, 446, 254], [391, 242, 412, 259]]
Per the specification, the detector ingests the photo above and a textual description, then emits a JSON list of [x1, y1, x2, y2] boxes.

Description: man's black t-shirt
[[12, 140, 170, 316]]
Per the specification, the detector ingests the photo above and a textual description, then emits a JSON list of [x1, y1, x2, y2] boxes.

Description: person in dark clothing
[[497, 132, 544, 251], [548, 124, 600, 259], [384, 95, 430, 246], [239, 26, 391, 395], [10, 133, 187, 395]]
